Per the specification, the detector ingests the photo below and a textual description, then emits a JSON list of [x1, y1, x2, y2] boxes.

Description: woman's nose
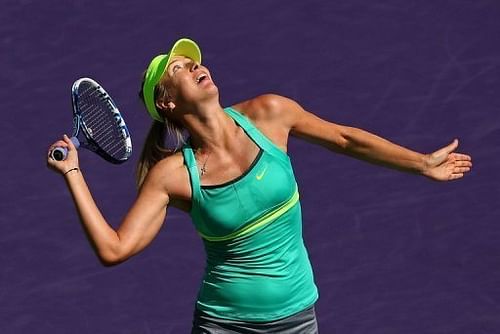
[[191, 62, 199, 71]]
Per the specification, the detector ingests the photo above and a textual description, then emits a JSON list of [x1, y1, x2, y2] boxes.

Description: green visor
[[142, 38, 202, 122]]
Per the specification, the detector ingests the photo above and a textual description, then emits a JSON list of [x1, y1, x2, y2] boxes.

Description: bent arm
[[48, 135, 169, 265], [65, 168, 168, 265]]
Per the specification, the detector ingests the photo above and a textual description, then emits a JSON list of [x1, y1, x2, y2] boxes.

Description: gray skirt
[[191, 306, 319, 334]]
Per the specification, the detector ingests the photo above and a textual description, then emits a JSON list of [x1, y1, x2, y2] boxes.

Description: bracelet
[[64, 167, 79, 176]]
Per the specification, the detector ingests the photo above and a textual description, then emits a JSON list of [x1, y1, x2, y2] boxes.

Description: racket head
[[71, 78, 132, 164]]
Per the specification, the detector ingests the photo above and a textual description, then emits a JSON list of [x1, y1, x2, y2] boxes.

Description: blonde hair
[[136, 74, 186, 188]]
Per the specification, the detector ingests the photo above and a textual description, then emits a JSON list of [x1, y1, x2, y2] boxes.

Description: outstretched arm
[[47, 135, 170, 265], [257, 95, 472, 181]]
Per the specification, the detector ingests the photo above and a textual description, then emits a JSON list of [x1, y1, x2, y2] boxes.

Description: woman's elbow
[[97, 254, 120, 267], [99, 256, 123, 267], [339, 126, 362, 151], [97, 247, 130, 267]]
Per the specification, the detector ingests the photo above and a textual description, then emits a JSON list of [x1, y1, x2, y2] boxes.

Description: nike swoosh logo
[[256, 164, 268, 180]]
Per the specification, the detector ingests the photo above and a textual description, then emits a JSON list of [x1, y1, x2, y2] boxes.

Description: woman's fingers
[[455, 160, 472, 167], [445, 138, 459, 154], [425, 139, 473, 181], [449, 173, 464, 180], [47, 135, 80, 174], [454, 166, 470, 173], [50, 139, 68, 149], [63, 134, 75, 149], [429, 139, 459, 167], [48, 140, 66, 158], [451, 154, 472, 167]]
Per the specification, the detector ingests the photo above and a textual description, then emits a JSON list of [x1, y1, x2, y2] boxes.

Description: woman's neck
[[181, 103, 237, 154]]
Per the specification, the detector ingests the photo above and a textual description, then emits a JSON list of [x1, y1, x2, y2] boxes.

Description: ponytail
[[136, 73, 186, 188]]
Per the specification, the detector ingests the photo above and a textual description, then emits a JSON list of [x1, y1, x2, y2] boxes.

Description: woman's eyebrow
[[167, 59, 182, 72]]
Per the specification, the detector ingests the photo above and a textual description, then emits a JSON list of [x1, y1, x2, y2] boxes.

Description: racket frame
[[71, 78, 132, 164]]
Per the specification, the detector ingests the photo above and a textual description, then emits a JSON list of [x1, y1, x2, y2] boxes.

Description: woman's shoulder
[[144, 151, 190, 197], [232, 94, 290, 121], [232, 94, 303, 130], [150, 151, 186, 179], [230, 94, 303, 152]]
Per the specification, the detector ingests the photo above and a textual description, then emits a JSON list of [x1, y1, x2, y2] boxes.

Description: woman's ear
[[167, 101, 176, 111], [156, 100, 176, 113]]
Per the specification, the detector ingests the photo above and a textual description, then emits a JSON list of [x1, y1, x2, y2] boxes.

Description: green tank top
[[182, 107, 318, 322]]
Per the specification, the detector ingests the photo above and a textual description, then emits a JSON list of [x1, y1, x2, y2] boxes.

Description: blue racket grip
[[51, 137, 80, 161]]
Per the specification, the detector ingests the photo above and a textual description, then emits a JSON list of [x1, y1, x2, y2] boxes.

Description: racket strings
[[77, 84, 130, 160]]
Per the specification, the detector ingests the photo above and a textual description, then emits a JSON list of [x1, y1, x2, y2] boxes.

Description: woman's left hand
[[423, 139, 472, 181]]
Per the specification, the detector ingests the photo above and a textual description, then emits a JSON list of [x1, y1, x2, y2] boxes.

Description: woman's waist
[[197, 263, 318, 322]]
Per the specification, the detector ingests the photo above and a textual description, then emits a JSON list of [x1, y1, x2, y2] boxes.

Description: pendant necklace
[[196, 149, 211, 177]]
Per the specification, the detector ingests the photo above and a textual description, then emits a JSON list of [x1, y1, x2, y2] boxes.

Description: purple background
[[1, 1, 499, 333]]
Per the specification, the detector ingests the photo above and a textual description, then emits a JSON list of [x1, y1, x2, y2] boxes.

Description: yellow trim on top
[[199, 187, 300, 242]]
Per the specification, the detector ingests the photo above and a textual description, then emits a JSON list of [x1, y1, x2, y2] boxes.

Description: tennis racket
[[50, 78, 132, 164]]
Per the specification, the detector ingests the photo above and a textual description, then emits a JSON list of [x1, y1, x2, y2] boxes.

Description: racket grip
[[51, 137, 80, 161]]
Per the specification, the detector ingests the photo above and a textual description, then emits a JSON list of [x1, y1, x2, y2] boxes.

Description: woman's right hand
[[47, 134, 80, 176]]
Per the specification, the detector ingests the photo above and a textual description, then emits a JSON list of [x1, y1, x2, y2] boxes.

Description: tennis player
[[47, 38, 472, 333]]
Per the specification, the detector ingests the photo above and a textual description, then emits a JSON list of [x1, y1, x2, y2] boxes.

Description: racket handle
[[51, 137, 80, 161]]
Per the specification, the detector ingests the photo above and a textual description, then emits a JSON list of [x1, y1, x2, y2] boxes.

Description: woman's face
[[161, 55, 218, 106]]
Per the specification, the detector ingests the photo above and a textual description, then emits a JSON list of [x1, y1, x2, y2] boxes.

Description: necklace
[[196, 149, 211, 176]]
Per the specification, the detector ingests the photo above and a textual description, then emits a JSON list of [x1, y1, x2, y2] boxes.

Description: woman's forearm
[[341, 127, 427, 174], [64, 169, 122, 264]]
